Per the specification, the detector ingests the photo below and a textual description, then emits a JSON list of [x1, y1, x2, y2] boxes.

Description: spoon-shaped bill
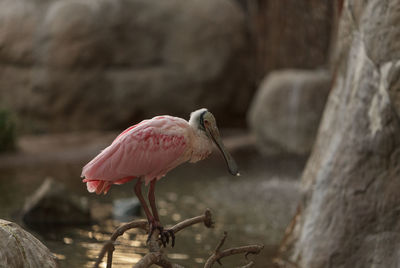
[[206, 127, 239, 176]]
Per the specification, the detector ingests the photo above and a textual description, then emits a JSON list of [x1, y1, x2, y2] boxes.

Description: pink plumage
[[81, 109, 238, 247], [81, 114, 213, 194]]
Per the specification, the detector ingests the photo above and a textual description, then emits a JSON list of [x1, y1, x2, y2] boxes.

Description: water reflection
[[0, 133, 305, 268], [167, 253, 190, 260]]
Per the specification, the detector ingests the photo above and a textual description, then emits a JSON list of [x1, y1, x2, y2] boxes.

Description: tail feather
[[83, 179, 111, 195], [83, 176, 135, 194], [81, 137, 139, 194]]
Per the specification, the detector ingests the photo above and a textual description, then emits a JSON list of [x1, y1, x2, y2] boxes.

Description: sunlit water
[[0, 132, 305, 268]]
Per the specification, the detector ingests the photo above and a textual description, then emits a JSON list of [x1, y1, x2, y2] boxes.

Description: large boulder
[[279, 0, 400, 267], [248, 69, 331, 155], [22, 178, 91, 227], [0, 0, 253, 132], [0, 219, 57, 267]]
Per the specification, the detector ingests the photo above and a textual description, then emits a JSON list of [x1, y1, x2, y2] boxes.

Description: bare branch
[[170, 208, 213, 234], [94, 209, 264, 268], [94, 219, 148, 268], [155, 255, 186, 268], [214, 231, 227, 252], [94, 241, 113, 268], [218, 245, 264, 258], [96, 210, 214, 268], [132, 249, 186, 268], [110, 219, 148, 240], [147, 228, 161, 253], [204, 232, 264, 268], [133, 252, 161, 268], [106, 243, 115, 268], [135, 209, 214, 268]]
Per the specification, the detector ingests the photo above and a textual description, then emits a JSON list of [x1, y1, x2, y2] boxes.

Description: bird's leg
[[135, 179, 167, 245], [148, 179, 175, 247], [134, 179, 154, 223], [148, 179, 160, 223]]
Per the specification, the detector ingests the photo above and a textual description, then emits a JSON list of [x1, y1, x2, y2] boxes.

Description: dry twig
[[135, 253, 185, 268], [204, 232, 264, 268], [95, 209, 213, 268], [171, 208, 213, 233], [133, 252, 161, 267], [94, 219, 148, 268], [94, 209, 263, 268], [136, 209, 214, 268]]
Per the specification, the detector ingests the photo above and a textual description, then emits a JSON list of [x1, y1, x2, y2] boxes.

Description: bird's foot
[[147, 221, 175, 247]]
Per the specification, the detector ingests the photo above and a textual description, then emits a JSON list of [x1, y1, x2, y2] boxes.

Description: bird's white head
[[189, 108, 209, 129], [189, 108, 240, 176]]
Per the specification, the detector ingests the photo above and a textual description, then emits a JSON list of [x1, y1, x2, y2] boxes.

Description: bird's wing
[[82, 117, 190, 184]]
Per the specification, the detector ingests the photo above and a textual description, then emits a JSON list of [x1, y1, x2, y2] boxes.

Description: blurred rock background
[[0, 0, 337, 156], [0, 0, 253, 132]]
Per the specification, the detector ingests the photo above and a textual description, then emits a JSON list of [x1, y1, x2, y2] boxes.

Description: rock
[[112, 197, 141, 222], [244, 0, 336, 78], [0, 0, 254, 132], [0, 219, 57, 268], [248, 69, 331, 155], [22, 178, 91, 227], [0, 0, 39, 65], [280, 0, 400, 267], [0, 109, 16, 152]]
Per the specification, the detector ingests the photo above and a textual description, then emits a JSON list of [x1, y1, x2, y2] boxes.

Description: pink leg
[[148, 179, 175, 247], [134, 179, 153, 223], [148, 180, 160, 223]]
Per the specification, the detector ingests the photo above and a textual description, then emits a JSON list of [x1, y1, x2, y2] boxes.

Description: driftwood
[[94, 209, 263, 268]]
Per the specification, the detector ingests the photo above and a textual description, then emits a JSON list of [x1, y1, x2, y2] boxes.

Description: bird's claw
[[147, 222, 175, 247], [159, 227, 175, 247], [166, 229, 175, 247]]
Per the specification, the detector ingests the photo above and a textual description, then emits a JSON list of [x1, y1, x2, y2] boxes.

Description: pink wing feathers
[[81, 116, 190, 194]]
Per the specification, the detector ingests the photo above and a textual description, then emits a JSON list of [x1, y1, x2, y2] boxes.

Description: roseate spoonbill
[[81, 108, 239, 246]]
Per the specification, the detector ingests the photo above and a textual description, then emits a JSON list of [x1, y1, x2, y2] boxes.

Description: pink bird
[[81, 108, 239, 246]]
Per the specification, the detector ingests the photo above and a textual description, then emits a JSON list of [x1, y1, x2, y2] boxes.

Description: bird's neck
[[188, 127, 213, 163]]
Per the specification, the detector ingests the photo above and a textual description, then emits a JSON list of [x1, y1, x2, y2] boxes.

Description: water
[[0, 132, 305, 268]]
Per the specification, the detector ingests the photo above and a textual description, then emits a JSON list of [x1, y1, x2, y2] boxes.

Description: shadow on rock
[[22, 178, 92, 229]]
